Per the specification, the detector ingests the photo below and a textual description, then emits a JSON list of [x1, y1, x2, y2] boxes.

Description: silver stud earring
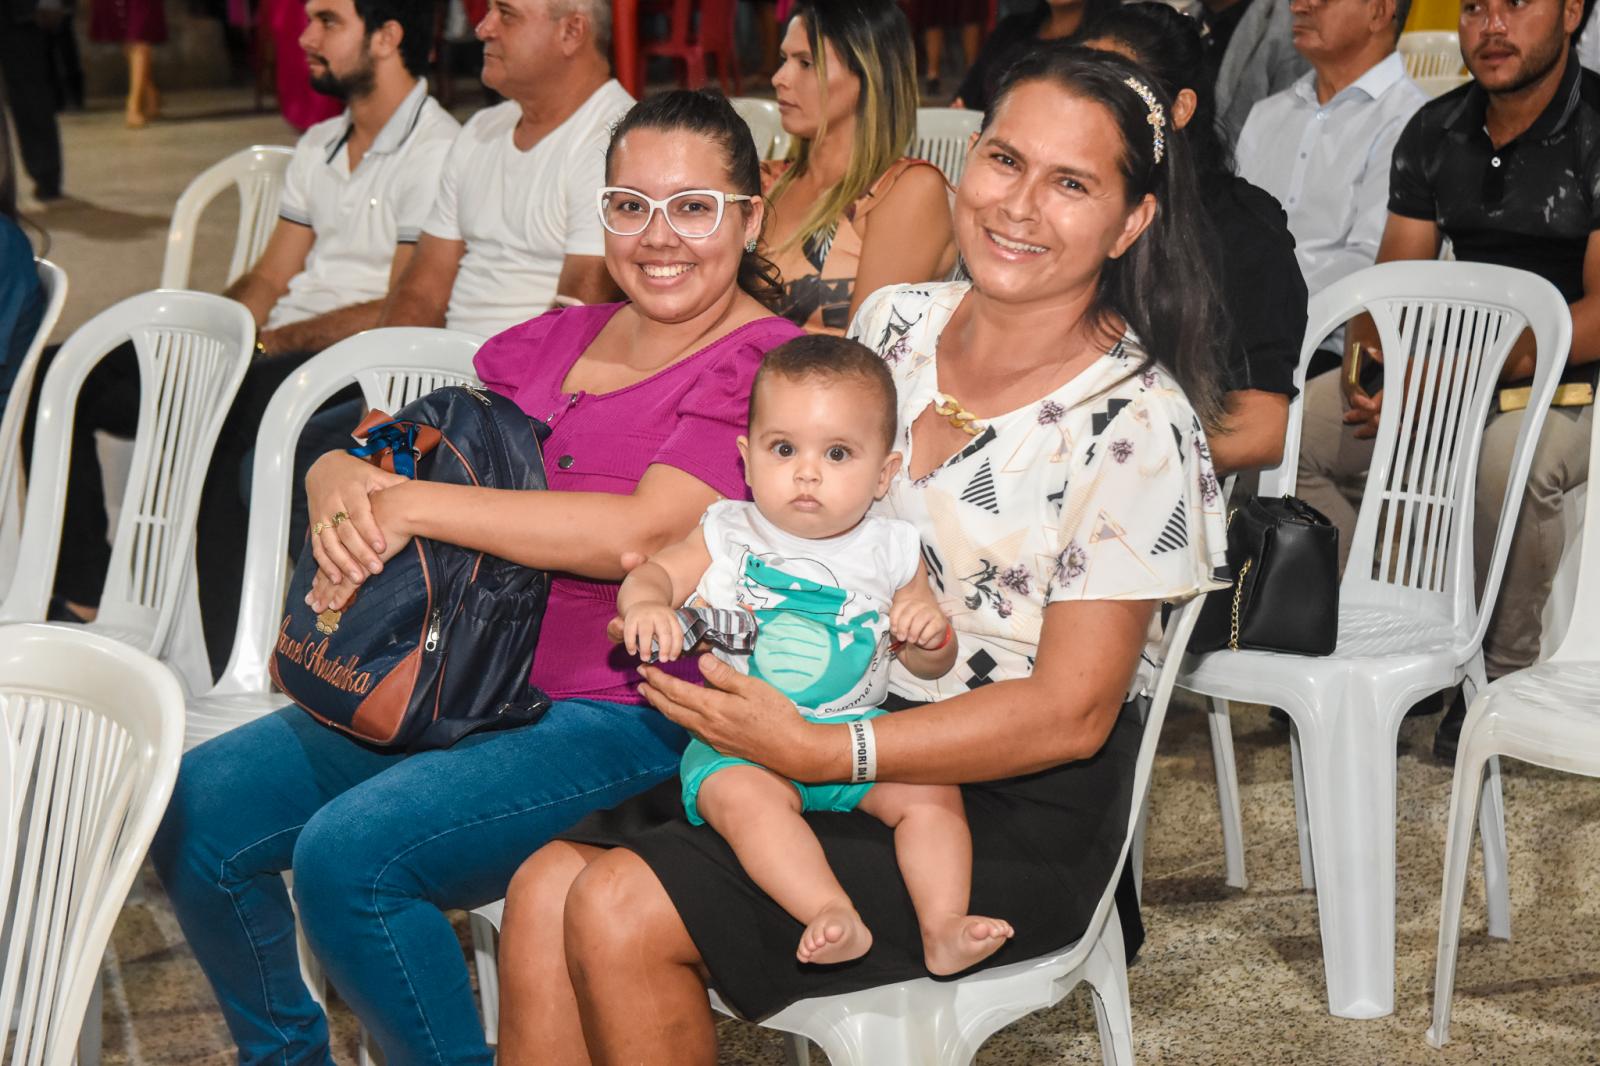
[[745, 239, 758, 253]]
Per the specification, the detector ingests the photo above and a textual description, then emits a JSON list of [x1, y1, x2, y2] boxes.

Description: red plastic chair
[[636, 0, 742, 93]]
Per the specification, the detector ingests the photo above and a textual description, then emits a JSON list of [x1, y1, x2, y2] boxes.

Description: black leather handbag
[[1189, 495, 1340, 656], [271, 385, 553, 751]]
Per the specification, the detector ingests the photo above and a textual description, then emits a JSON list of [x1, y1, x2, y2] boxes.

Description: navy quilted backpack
[[270, 385, 553, 751]]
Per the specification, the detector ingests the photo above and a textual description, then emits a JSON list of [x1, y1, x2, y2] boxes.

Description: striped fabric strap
[[647, 606, 758, 661]]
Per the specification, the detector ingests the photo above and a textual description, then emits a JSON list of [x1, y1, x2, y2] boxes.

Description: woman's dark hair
[[604, 90, 784, 310], [1083, 2, 1233, 179], [983, 44, 1224, 428]]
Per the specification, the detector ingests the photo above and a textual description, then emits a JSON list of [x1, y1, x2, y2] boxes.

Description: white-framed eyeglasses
[[596, 187, 757, 239]]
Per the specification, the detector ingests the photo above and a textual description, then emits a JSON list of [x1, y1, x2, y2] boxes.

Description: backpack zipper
[[424, 607, 442, 651]]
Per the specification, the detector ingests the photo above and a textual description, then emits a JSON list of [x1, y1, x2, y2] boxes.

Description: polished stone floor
[[20, 91, 1600, 1064]]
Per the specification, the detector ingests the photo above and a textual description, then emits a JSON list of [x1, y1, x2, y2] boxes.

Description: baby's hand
[[623, 605, 686, 663], [891, 599, 950, 650]]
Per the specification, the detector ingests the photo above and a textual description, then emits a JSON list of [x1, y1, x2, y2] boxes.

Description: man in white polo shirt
[[380, 0, 632, 336], [193, 0, 460, 671], [226, 0, 459, 354], [38, 0, 457, 653]]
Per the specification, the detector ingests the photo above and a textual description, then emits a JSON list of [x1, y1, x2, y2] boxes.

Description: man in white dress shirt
[[1236, 0, 1426, 322], [380, 0, 633, 337]]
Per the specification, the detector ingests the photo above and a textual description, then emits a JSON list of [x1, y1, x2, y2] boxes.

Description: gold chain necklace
[[933, 392, 982, 436]]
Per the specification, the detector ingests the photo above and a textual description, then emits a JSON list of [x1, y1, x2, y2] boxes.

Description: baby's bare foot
[[797, 903, 873, 965], [923, 915, 1014, 976]]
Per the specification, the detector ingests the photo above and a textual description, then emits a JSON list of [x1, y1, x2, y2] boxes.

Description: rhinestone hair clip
[[1122, 75, 1166, 164]]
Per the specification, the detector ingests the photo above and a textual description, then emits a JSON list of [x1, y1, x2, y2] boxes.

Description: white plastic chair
[[182, 327, 484, 750], [1398, 31, 1469, 98], [1177, 261, 1570, 1019], [0, 623, 185, 1066], [1426, 413, 1600, 1048], [0, 291, 256, 694], [0, 258, 69, 600], [730, 96, 792, 161], [476, 597, 1206, 1065], [161, 145, 295, 291], [914, 108, 981, 186]]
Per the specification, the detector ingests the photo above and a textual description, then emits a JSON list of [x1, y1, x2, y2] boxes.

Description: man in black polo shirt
[[1296, 0, 1597, 760]]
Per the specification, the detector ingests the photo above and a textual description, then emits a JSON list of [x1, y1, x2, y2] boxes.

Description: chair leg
[[1206, 697, 1248, 889], [1293, 691, 1403, 1018], [78, 965, 104, 1065], [358, 1026, 383, 1066], [470, 911, 501, 1044], [1085, 905, 1134, 1066], [1289, 725, 1315, 891], [1427, 750, 1488, 1048], [1477, 755, 1510, 940], [1129, 794, 1149, 905], [782, 1033, 812, 1066]]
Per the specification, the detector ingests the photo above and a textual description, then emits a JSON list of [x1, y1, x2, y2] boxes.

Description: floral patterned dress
[[622, 280, 1227, 1019], [858, 280, 1228, 701]]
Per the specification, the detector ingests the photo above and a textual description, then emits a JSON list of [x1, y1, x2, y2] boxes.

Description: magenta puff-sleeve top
[[474, 303, 805, 705]]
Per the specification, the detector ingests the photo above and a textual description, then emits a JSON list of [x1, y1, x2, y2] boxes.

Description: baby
[[618, 334, 1014, 974]]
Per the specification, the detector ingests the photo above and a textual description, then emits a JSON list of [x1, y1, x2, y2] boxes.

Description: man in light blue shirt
[[1236, 0, 1426, 307]]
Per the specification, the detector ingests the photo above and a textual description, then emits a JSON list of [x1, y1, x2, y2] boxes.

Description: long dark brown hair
[[983, 45, 1225, 428]]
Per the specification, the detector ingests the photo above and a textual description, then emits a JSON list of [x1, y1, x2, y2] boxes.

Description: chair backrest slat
[[913, 108, 982, 186]]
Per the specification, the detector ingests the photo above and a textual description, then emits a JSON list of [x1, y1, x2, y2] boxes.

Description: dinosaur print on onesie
[[691, 500, 923, 719]]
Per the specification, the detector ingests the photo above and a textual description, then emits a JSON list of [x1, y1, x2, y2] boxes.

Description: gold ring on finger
[[331, 511, 350, 526], [311, 521, 328, 536]]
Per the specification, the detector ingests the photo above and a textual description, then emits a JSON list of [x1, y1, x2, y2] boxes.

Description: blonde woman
[[766, 0, 956, 335]]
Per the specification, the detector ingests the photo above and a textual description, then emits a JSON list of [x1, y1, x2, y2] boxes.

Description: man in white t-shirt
[[380, 0, 632, 337]]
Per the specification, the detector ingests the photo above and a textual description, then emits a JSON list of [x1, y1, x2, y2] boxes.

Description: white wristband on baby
[[848, 719, 877, 784]]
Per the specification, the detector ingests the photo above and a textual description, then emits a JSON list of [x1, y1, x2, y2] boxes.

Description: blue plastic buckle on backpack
[[347, 421, 421, 479]]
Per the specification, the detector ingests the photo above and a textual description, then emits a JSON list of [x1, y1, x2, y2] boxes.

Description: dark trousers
[[23, 342, 139, 608], [0, 20, 64, 198]]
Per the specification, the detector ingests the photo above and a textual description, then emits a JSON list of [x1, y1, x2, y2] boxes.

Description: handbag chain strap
[[1229, 558, 1252, 652]]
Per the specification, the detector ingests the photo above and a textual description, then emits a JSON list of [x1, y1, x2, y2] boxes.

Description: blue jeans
[[150, 701, 688, 1066]]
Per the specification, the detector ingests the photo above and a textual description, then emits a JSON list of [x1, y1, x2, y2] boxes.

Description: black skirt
[[567, 696, 1147, 1021]]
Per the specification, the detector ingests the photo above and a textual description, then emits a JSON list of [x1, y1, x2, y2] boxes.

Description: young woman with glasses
[[764, 0, 958, 334], [148, 90, 804, 1066]]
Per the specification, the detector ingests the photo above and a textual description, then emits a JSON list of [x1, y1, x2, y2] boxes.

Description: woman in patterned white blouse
[[493, 44, 1231, 1063]]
